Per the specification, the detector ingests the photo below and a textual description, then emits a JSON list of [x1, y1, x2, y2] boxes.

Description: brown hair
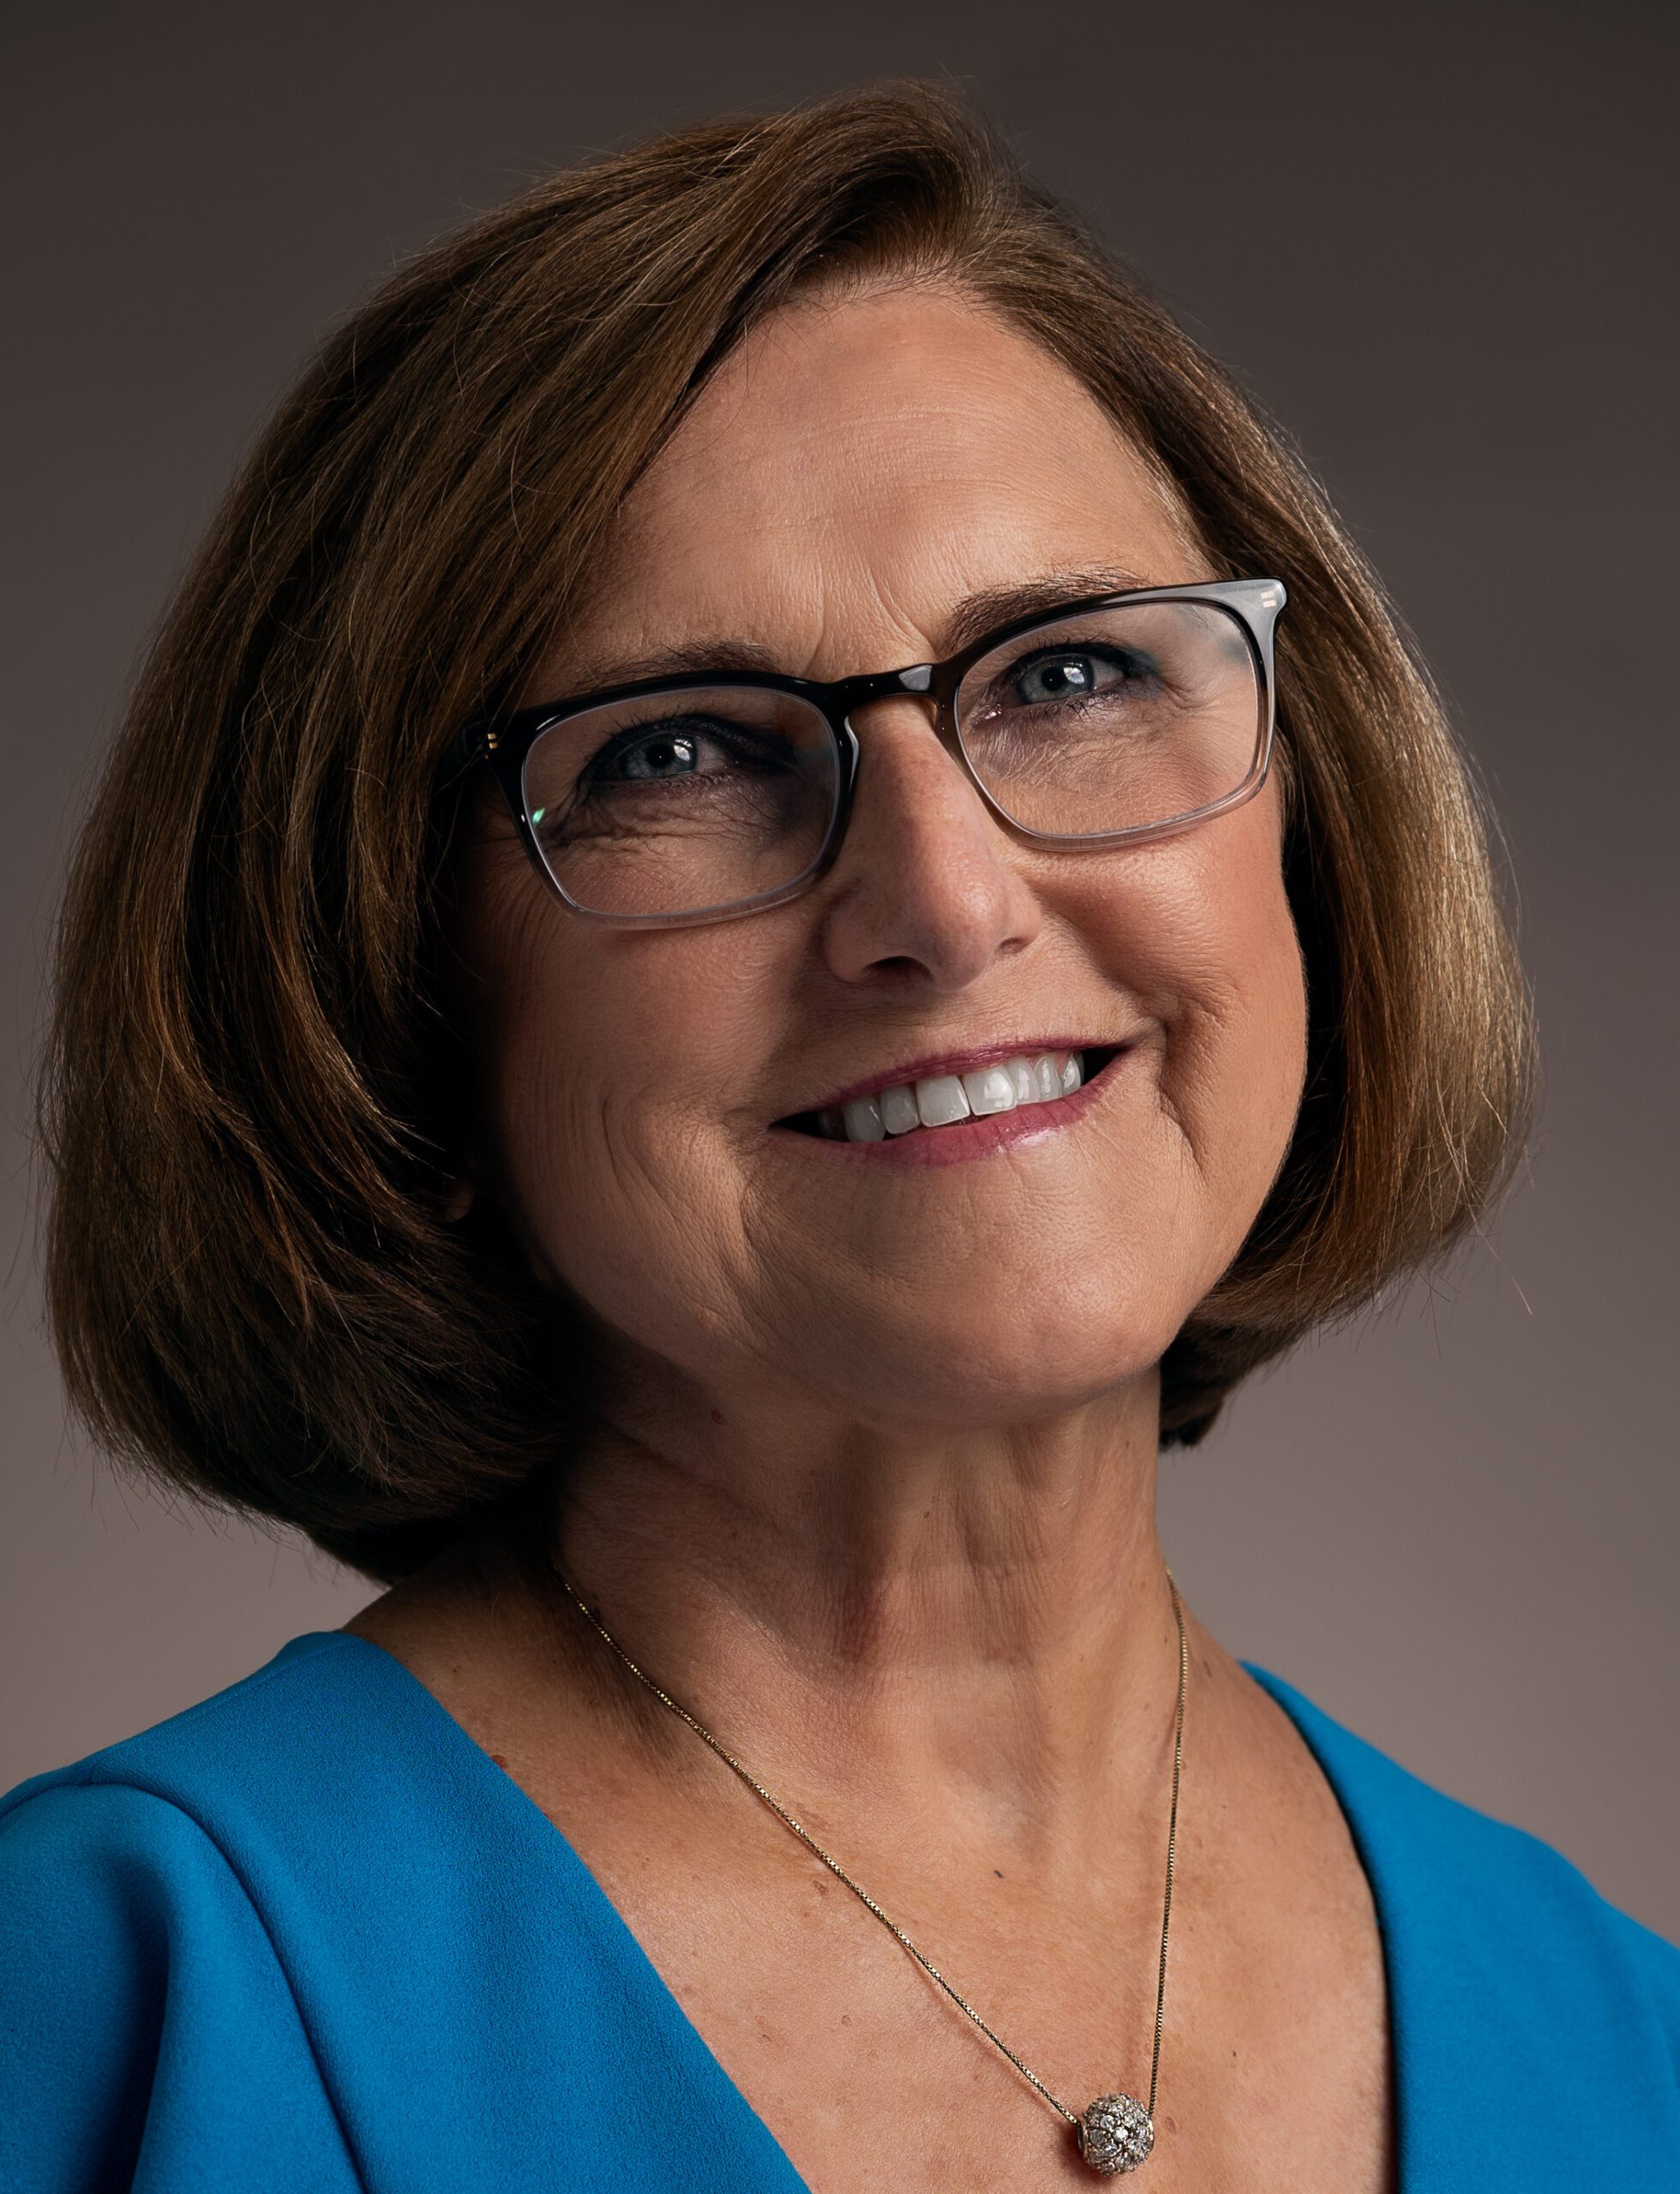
[[38, 84, 1534, 1583]]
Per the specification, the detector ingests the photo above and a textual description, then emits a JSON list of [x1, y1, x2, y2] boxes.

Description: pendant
[[1077, 2092, 1155, 2175]]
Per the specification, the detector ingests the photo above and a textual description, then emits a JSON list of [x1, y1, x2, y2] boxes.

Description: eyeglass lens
[[522, 598, 1264, 919]]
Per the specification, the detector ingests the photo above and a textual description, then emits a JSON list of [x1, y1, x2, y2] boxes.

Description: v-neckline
[[311, 1632, 1418, 2191]]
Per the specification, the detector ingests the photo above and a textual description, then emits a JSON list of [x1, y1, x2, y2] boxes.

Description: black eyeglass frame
[[459, 575, 1287, 929]]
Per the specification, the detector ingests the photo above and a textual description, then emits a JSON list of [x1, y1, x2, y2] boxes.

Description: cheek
[[1073, 802, 1306, 1255], [1168, 818, 1308, 1231], [459, 867, 771, 1305], [458, 884, 609, 1261]]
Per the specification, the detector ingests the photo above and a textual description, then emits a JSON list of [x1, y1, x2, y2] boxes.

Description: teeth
[[826, 1050, 1095, 1142], [961, 1064, 1017, 1118], [843, 1095, 885, 1142], [879, 1082, 921, 1136], [915, 1075, 972, 1128]]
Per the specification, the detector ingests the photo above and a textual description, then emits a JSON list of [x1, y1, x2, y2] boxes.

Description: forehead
[[541, 284, 1206, 690]]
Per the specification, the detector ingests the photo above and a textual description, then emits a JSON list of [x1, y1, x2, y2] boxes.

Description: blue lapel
[[1243, 1659, 1680, 2191]]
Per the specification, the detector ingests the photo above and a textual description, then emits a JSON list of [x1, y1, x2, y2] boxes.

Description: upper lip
[[777, 1036, 1125, 1120]]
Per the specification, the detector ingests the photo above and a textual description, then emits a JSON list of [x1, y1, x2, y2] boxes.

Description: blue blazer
[[3, 1632, 1677, 2189]]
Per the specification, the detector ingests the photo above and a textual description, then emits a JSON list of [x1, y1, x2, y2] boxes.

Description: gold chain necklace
[[550, 1558, 1189, 2177]]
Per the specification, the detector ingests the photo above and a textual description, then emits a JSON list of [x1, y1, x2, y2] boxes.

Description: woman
[[3, 84, 1675, 2192]]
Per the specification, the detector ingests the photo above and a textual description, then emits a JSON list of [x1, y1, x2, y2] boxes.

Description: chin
[[786, 1290, 1185, 1431]]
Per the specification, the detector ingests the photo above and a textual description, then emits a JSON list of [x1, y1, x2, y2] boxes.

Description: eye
[[614, 729, 699, 779], [587, 718, 728, 784], [1006, 645, 1151, 707]]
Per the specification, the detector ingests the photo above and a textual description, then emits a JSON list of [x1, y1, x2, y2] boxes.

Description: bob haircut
[[39, 84, 1534, 1584]]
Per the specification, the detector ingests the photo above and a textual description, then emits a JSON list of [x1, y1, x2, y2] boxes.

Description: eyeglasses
[[459, 577, 1286, 928]]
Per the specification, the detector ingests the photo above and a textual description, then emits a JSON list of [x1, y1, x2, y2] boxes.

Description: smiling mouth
[[779, 1046, 1125, 1145]]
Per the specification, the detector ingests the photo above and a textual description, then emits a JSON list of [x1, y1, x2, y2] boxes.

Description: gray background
[[3, 3, 1676, 1939]]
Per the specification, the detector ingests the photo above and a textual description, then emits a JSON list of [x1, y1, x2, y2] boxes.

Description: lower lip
[[768, 1049, 1132, 1168]]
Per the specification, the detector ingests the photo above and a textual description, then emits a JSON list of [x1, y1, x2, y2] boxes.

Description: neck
[[545, 1367, 1185, 1882]]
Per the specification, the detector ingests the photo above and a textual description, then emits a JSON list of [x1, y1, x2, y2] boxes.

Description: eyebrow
[[541, 566, 1168, 698], [938, 567, 1160, 656]]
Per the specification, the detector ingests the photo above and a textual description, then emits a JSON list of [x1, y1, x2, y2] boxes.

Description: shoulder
[[0, 1630, 443, 1876], [0, 1630, 435, 1978], [1, 1631, 808, 2190], [1244, 1657, 1680, 2172], [3, 1628, 387, 1811], [1246, 1657, 1679, 1982], [0, 1628, 363, 1893], [0, 1637, 379, 2191]]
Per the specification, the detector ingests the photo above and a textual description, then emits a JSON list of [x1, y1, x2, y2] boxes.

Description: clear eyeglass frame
[[457, 576, 1287, 930]]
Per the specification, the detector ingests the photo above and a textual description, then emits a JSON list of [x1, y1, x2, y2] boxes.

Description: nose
[[811, 696, 1043, 990]]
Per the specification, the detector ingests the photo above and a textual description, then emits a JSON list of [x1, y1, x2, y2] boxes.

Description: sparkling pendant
[[1077, 2092, 1155, 2174]]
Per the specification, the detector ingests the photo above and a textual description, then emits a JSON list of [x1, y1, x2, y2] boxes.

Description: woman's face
[[454, 285, 1307, 1430]]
